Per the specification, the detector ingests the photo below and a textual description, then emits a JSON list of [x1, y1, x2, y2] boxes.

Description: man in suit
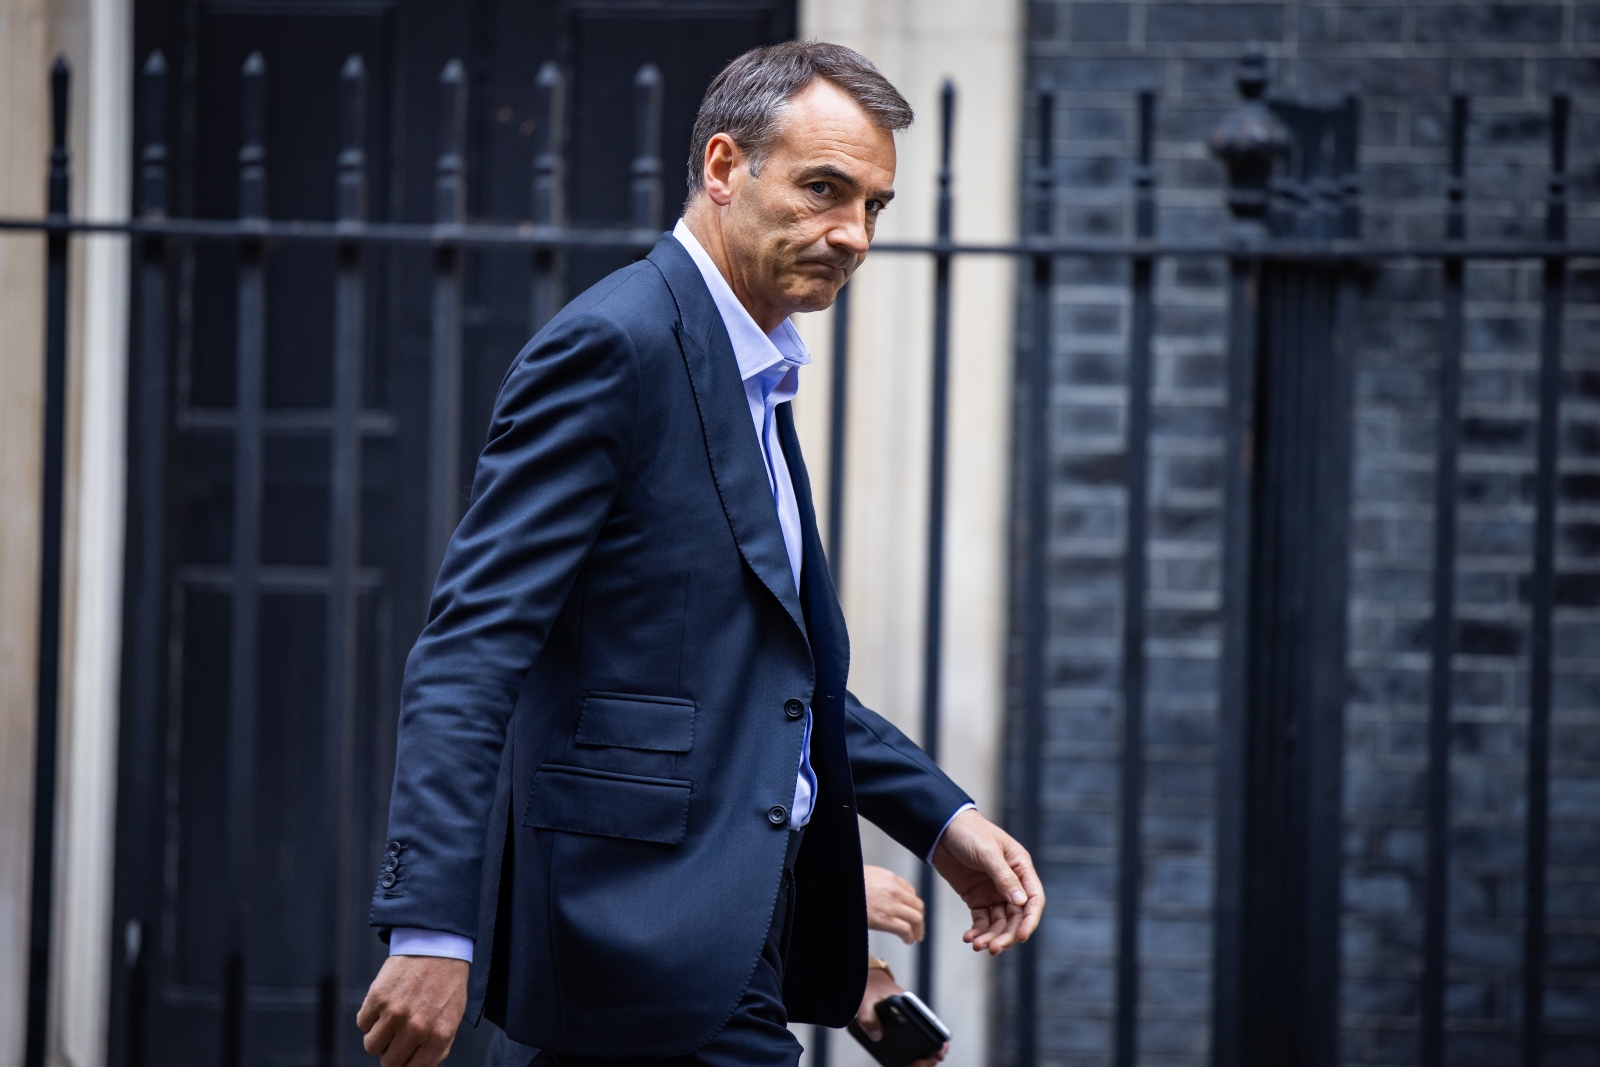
[[356, 40, 1043, 1067]]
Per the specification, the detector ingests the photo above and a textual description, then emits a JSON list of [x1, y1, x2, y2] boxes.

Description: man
[[357, 41, 1043, 1067]]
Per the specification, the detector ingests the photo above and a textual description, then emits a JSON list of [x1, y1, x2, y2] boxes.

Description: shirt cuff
[[388, 928, 474, 963], [924, 802, 976, 864]]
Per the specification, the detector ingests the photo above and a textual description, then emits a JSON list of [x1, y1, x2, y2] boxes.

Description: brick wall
[[1001, 4, 1600, 1065]]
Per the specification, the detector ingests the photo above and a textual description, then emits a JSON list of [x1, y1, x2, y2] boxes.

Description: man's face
[[713, 79, 897, 319]]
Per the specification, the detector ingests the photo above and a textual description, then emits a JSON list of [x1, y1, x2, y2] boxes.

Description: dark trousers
[[490, 831, 805, 1067]]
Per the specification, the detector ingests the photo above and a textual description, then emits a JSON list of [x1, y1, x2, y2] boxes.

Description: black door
[[112, 3, 793, 1065]]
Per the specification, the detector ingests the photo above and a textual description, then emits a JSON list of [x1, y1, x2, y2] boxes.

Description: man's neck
[[681, 201, 785, 333]]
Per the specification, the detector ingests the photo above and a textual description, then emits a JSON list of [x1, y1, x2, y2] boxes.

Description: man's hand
[[855, 966, 948, 1066], [356, 955, 469, 1067], [865, 864, 925, 943], [930, 808, 1044, 955]]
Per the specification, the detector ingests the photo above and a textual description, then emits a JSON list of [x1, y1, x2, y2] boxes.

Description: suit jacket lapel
[[648, 236, 809, 643]]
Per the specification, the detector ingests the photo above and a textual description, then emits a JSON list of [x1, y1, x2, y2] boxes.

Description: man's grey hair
[[686, 40, 913, 197]]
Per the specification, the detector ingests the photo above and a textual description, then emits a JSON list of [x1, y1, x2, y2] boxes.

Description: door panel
[[116, 2, 795, 1065]]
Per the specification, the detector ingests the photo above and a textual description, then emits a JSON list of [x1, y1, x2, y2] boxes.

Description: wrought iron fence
[[5, 41, 1598, 1067]]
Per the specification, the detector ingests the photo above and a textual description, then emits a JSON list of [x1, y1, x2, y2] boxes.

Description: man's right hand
[[356, 955, 469, 1067]]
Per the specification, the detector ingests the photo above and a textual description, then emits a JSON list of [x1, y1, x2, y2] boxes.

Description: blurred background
[[2, 2, 1600, 1066]]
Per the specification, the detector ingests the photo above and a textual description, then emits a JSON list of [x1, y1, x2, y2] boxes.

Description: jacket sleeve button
[[383, 855, 399, 873], [767, 805, 789, 826], [379, 872, 397, 889], [784, 699, 805, 720]]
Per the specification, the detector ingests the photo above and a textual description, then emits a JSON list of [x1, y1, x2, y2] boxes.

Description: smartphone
[[846, 992, 951, 1067]]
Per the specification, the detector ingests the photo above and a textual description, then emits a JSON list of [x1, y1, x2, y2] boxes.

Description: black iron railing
[[7, 44, 1597, 1067]]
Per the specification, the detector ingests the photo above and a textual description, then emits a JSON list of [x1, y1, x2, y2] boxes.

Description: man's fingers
[[361, 1012, 393, 1058], [396, 1026, 455, 1067], [983, 844, 1028, 906], [356, 991, 381, 1035], [378, 1022, 424, 1067], [1017, 881, 1045, 943]]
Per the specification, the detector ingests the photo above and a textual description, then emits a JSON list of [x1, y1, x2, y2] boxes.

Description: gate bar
[[24, 55, 71, 1067], [1016, 78, 1054, 1067], [119, 49, 172, 1067], [426, 61, 468, 584], [1523, 91, 1569, 1067], [321, 54, 368, 1067], [825, 282, 851, 583], [1209, 47, 1283, 1067], [1421, 93, 1468, 1067], [631, 64, 664, 234], [224, 51, 269, 1067], [1113, 88, 1157, 1067], [916, 78, 956, 1005], [530, 62, 566, 333]]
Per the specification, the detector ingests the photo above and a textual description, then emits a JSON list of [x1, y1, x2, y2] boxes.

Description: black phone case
[[846, 995, 946, 1067]]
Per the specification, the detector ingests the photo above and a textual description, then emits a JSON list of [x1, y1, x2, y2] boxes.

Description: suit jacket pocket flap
[[523, 764, 690, 844], [575, 692, 695, 753]]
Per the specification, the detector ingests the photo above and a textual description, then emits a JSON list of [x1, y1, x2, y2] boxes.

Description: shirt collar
[[672, 218, 811, 385]]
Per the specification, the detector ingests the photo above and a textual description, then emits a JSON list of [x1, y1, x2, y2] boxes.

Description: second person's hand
[[864, 864, 925, 943]]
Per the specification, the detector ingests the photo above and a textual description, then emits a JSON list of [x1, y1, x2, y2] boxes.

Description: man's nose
[[829, 207, 872, 256]]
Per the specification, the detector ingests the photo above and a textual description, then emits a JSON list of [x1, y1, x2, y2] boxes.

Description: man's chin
[[786, 280, 848, 314]]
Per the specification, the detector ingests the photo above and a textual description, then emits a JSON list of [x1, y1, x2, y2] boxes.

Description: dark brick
[[1042, 862, 1119, 902], [1143, 966, 1210, 1005], [1070, 2, 1130, 43], [1414, 4, 1563, 45], [1547, 980, 1600, 1021], [1335, 6, 1407, 44], [1028, 0, 1059, 40], [1537, 57, 1600, 94], [1060, 203, 1124, 236], [1143, 859, 1213, 908], [1342, 975, 1416, 1014], [1144, 812, 1211, 852], [1046, 809, 1117, 848], [1461, 57, 1528, 96], [1147, 706, 1217, 746], [1051, 55, 1164, 91], [1058, 452, 1125, 485], [1580, 3, 1600, 44], [1461, 415, 1532, 450], [1145, 3, 1285, 43], [1044, 758, 1119, 800], [1456, 618, 1521, 656], [1063, 350, 1124, 384], [1059, 154, 1125, 188], [1300, 57, 1449, 96], [1065, 105, 1128, 141], [1448, 926, 1520, 969], [1050, 654, 1118, 688]]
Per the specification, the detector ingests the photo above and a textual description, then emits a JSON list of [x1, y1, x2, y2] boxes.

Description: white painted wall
[[788, 4, 1023, 1065], [0, 1, 131, 1065]]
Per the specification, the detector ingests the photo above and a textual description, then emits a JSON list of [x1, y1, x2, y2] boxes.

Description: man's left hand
[[930, 808, 1044, 955]]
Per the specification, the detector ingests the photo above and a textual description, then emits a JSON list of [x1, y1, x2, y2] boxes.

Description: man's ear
[[702, 132, 738, 208]]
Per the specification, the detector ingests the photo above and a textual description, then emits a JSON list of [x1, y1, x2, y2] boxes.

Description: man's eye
[[866, 200, 882, 213], [810, 181, 830, 196]]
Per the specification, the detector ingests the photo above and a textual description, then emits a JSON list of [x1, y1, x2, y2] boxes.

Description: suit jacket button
[[379, 872, 397, 889], [767, 805, 788, 826], [385, 841, 401, 857], [383, 855, 399, 873], [784, 699, 805, 720]]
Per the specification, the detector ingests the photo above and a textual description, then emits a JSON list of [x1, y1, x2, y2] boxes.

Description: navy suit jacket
[[370, 235, 972, 1057]]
